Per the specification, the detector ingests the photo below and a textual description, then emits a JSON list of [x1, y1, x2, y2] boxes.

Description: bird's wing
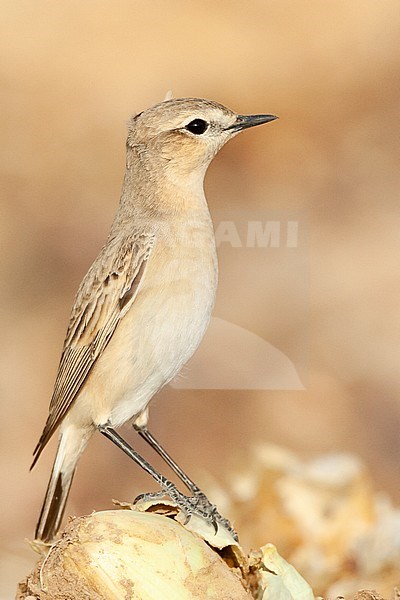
[[32, 233, 155, 467]]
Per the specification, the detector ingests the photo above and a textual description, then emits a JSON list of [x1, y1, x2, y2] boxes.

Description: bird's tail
[[35, 424, 91, 543]]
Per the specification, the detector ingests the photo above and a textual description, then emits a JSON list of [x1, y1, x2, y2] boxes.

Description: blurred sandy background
[[1, 0, 400, 596]]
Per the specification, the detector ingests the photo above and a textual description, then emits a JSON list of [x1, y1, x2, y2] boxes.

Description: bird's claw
[[135, 484, 238, 541], [134, 490, 169, 504]]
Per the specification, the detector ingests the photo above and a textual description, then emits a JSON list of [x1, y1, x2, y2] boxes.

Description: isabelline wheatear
[[32, 97, 277, 542]]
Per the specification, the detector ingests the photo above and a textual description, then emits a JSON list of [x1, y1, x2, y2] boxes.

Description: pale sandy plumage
[[33, 98, 277, 542]]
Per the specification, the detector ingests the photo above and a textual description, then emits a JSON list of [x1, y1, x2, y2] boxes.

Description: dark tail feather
[[35, 461, 76, 542], [35, 425, 91, 543]]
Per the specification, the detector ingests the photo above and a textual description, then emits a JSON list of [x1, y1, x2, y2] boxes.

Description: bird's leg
[[99, 425, 172, 489], [99, 424, 217, 527], [134, 425, 200, 494], [99, 425, 238, 541], [133, 425, 238, 540]]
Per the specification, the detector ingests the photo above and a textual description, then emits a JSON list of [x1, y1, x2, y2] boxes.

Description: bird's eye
[[185, 119, 209, 135]]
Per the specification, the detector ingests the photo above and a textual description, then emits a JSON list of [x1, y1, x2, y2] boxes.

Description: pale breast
[[130, 215, 218, 381], [77, 215, 218, 427]]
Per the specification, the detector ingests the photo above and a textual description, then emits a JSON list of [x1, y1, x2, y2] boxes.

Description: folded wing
[[31, 233, 155, 467]]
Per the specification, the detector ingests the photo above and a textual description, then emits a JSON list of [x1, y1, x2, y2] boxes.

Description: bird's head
[[126, 98, 277, 183]]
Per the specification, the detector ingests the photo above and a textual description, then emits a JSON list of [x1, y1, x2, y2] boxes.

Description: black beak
[[226, 113, 278, 131]]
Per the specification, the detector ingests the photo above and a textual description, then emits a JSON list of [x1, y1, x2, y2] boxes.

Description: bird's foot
[[189, 489, 238, 541], [134, 483, 238, 542], [134, 489, 172, 504]]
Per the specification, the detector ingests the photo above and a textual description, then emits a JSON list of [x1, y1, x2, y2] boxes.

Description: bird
[[32, 97, 277, 543]]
